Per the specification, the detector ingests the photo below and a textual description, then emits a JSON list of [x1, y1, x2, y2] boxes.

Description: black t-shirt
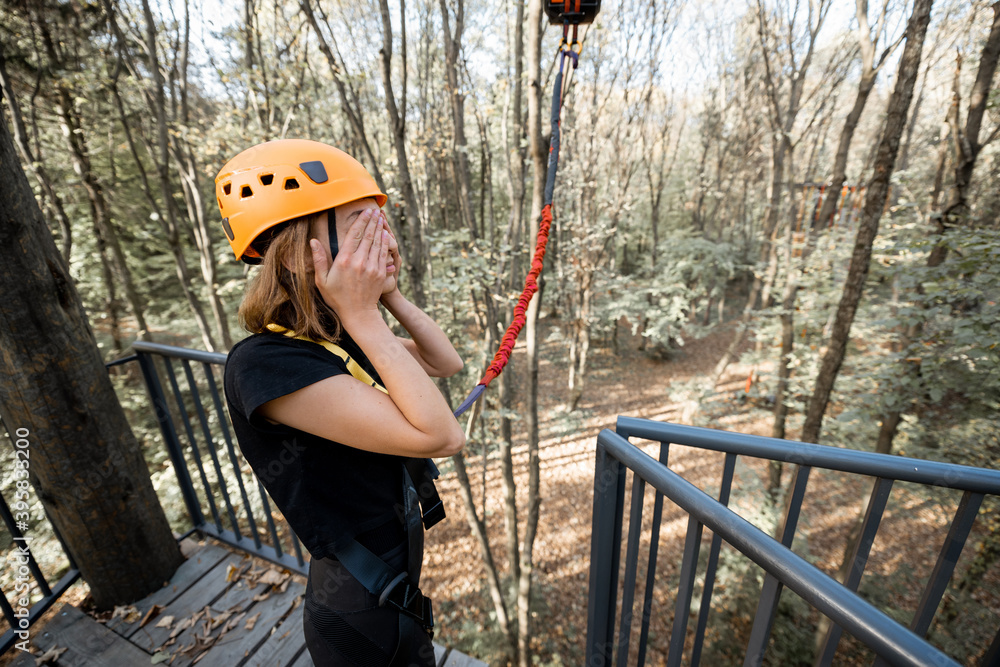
[[224, 330, 406, 560]]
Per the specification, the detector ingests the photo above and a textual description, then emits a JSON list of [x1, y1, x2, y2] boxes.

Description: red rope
[[479, 203, 553, 387]]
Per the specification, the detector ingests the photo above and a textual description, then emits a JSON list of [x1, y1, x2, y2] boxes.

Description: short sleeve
[[224, 333, 350, 427]]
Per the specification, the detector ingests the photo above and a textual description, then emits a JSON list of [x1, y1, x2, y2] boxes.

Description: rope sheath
[[453, 41, 577, 417]]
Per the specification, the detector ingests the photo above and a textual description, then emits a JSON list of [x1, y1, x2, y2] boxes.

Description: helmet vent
[[260, 173, 274, 186], [284, 178, 300, 190], [241, 185, 254, 198], [223, 183, 231, 195]]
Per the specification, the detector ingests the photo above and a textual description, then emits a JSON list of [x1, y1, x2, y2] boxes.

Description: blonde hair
[[238, 213, 342, 342]]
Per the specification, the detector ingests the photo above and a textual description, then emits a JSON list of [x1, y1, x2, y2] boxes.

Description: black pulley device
[[544, 0, 601, 25]]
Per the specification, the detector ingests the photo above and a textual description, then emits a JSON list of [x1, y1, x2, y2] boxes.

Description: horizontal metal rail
[[132, 340, 228, 365], [616, 416, 1000, 495], [589, 428, 962, 667]]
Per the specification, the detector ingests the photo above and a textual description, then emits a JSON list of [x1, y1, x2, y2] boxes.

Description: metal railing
[[0, 340, 311, 654], [0, 446, 80, 654], [129, 341, 309, 576], [586, 417, 1000, 667]]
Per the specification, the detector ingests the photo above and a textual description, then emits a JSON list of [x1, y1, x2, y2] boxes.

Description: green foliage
[[596, 234, 743, 354]]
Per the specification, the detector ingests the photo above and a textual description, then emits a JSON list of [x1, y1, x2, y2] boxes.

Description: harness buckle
[[381, 577, 435, 637], [420, 499, 447, 529]]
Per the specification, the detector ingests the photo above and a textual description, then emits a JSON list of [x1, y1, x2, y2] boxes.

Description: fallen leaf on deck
[[151, 650, 171, 664], [169, 615, 197, 638], [112, 605, 141, 624], [37, 646, 68, 664], [257, 568, 288, 586], [182, 633, 217, 656], [208, 610, 233, 631], [244, 612, 261, 630], [140, 604, 164, 628], [221, 612, 246, 635], [155, 615, 175, 629]]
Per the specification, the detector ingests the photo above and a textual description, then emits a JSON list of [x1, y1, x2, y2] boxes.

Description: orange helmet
[[215, 139, 387, 264]]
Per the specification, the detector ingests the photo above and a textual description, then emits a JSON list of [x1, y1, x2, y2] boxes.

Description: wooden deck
[[10, 540, 485, 667]]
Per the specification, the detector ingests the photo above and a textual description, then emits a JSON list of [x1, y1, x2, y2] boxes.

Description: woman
[[217, 139, 466, 666]]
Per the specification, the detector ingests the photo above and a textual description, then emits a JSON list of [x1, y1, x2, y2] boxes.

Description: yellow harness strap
[[266, 324, 388, 395]]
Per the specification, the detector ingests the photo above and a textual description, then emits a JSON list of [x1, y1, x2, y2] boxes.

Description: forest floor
[[420, 317, 1000, 666], [6, 317, 997, 667]]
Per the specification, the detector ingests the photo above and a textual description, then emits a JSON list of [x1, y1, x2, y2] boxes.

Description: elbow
[[446, 356, 464, 378], [436, 354, 463, 378], [412, 421, 466, 458], [435, 427, 466, 458]]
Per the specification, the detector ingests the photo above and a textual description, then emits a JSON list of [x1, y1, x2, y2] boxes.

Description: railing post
[[616, 472, 647, 666], [873, 490, 985, 667], [815, 476, 894, 666], [136, 351, 205, 528], [636, 442, 670, 667], [690, 452, 738, 667], [666, 513, 704, 667], [744, 464, 811, 666], [587, 433, 627, 667]]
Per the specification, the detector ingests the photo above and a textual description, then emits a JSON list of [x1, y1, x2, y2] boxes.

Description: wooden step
[[11, 604, 151, 666], [9, 540, 487, 667]]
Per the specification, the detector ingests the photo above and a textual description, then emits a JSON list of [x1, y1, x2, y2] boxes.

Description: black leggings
[[303, 544, 435, 667]]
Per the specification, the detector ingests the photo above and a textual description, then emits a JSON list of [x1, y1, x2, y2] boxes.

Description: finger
[[381, 212, 396, 239], [348, 209, 378, 253], [367, 221, 385, 265], [379, 229, 390, 266], [310, 239, 328, 284]]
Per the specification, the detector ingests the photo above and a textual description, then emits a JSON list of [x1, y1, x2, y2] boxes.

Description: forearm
[[382, 292, 463, 376], [341, 311, 462, 444]]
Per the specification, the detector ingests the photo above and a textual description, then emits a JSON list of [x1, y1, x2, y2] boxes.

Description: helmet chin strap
[[327, 209, 339, 262]]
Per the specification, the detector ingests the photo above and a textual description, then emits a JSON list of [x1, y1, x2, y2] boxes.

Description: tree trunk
[[714, 0, 828, 384], [32, 7, 151, 343], [771, 223, 799, 445], [499, 367, 522, 594], [800, 0, 933, 445], [53, 85, 150, 344], [815, 0, 906, 228], [873, 1, 1000, 459], [449, 447, 515, 645], [570, 278, 593, 411], [516, 2, 547, 664], [0, 111, 183, 611], [378, 0, 428, 309], [814, 72, 877, 227], [0, 48, 73, 266], [298, 0, 419, 278], [137, 0, 218, 351], [171, 0, 233, 349], [439, 0, 478, 241], [103, 41, 217, 355]]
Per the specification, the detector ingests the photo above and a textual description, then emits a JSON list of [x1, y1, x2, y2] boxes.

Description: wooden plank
[[443, 648, 488, 667], [25, 604, 151, 666], [161, 564, 274, 666], [433, 642, 448, 666], [8, 652, 36, 667], [188, 580, 305, 667], [246, 601, 307, 667], [291, 644, 314, 666], [125, 552, 248, 649], [106, 542, 229, 636]]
